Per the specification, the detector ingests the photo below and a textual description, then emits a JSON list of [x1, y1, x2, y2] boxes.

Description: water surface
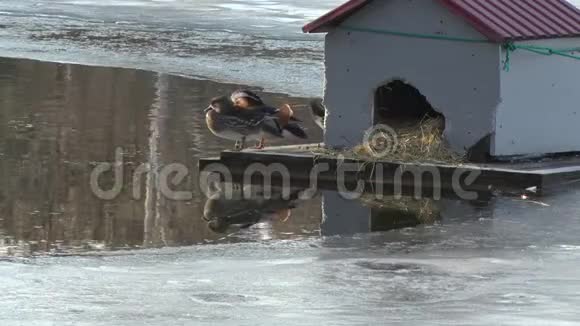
[[0, 0, 344, 96], [0, 57, 323, 256], [2, 0, 580, 324]]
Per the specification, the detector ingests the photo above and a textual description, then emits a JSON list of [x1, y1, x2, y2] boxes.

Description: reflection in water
[[0, 57, 323, 256], [321, 191, 371, 236], [319, 191, 499, 237], [362, 195, 442, 232], [202, 182, 314, 238], [0, 56, 524, 258]]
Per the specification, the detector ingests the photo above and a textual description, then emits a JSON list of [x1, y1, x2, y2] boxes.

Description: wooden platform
[[198, 144, 580, 199]]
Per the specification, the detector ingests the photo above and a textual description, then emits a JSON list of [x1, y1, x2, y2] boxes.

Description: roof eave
[[302, 0, 372, 33], [302, 22, 333, 34], [303, 0, 580, 41], [438, 0, 501, 42], [508, 34, 580, 42]]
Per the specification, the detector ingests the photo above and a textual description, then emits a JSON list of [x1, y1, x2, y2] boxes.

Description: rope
[[502, 42, 516, 72], [340, 25, 491, 44], [503, 42, 580, 71], [339, 25, 580, 71], [521, 44, 580, 53]]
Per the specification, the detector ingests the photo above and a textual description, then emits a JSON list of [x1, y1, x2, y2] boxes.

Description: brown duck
[[230, 90, 307, 148], [204, 95, 283, 150]]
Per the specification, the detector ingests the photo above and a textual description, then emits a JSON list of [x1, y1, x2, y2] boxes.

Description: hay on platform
[[313, 116, 465, 164]]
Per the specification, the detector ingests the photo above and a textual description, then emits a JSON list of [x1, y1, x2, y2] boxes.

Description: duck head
[[231, 90, 263, 108], [206, 96, 236, 114]]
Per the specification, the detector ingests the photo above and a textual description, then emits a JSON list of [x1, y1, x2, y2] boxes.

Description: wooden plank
[[198, 144, 580, 198], [198, 158, 488, 200]]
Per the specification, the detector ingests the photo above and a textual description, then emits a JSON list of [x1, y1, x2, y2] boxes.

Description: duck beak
[[204, 106, 212, 113]]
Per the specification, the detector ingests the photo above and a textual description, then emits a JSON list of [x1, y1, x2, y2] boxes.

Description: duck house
[[199, 1, 580, 196], [303, 0, 580, 160]]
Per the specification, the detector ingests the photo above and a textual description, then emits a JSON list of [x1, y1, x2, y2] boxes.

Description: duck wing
[[218, 114, 261, 129], [283, 123, 308, 139], [233, 110, 284, 138], [243, 103, 302, 122], [260, 117, 284, 138], [250, 105, 280, 116]]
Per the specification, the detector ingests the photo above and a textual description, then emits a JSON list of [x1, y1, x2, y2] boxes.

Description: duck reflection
[[202, 182, 313, 234]]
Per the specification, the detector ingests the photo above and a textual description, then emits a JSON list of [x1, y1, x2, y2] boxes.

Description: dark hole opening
[[374, 80, 443, 128]]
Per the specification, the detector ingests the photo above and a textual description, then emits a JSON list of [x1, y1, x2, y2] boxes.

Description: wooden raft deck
[[198, 144, 580, 198]]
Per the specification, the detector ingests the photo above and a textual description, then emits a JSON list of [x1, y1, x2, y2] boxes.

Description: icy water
[[2, 57, 580, 326], [2, 0, 580, 325], [0, 57, 324, 255], [0, 0, 343, 96]]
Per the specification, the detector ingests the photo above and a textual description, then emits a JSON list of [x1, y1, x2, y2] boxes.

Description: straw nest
[[313, 116, 465, 164]]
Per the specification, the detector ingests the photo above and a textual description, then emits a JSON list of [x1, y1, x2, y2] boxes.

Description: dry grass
[[313, 116, 465, 164], [360, 194, 440, 224]]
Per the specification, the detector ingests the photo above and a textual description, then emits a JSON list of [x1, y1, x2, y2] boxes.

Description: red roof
[[303, 0, 580, 42]]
